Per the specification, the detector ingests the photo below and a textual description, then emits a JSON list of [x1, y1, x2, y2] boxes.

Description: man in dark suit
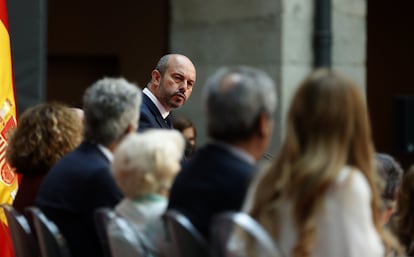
[[35, 78, 142, 257], [168, 66, 278, 240], [138, 53, 196, 131]]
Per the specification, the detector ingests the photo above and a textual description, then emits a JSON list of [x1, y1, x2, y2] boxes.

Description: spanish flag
[[0, 1, 19, 256]]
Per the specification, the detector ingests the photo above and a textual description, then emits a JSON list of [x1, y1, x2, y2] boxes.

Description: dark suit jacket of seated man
[[35, 78, 142, 257], [35, 141, 123, 257], [138, 54, 196, 131], [168, 141, 256, 239], [168, 66, 278, 240]]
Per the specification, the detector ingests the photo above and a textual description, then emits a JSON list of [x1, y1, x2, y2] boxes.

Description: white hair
[[112, 129, 185, 198]]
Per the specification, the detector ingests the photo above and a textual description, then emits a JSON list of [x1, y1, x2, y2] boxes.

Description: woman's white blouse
[[244, 166, 384, 257]]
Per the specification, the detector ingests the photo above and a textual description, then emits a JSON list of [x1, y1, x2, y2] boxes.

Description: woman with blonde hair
[[247, 69, 394, 257]]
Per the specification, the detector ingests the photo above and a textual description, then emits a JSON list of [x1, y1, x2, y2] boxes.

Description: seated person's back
[[394, 165, 414, 256], [109, 129, 185, 257], [6, 103, 82, 213], [168, 66, 278, 240], [246, 69, 393, 257], [35, 77, 142, 257]]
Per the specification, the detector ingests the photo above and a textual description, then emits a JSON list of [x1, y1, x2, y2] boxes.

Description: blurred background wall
[[6, 0, 414, 168]]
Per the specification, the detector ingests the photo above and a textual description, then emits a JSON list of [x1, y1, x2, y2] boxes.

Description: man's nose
[[179, 81, 189, 90]]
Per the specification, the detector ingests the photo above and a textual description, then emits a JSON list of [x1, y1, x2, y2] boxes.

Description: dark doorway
[[48, 55, 120, 107], [47, 0, 169, 106], [367, 0, 414, 170]]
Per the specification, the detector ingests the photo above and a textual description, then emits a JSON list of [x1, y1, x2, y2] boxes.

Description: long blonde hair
[[249, 69, 386, 257]]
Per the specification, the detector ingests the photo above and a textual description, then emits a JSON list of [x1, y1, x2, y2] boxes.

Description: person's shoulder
[[139, 109, 153, 121], [50, 143, 109, 178], [188, 144, 250, 167], [139, 101, 157, 125], [140, 97, 151, 111], [70, 143, 108, 165], [140, 94, 154, 111], [182, 144, 254, 181], [199, 143, 235, 160], [336, 166, 371, 199], [47, 148, 79, 172]]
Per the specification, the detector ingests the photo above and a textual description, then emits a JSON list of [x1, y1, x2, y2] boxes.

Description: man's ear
[[125, 123, 136, 135], [151, 69, 161, 87], [257, 113, 270, 137]]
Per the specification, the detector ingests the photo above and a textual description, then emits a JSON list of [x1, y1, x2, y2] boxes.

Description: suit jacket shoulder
[[36, 141, 122, 213], [35, 141, 123, 257], [139, 94, 171, 131], [168, 143, 255, 239]]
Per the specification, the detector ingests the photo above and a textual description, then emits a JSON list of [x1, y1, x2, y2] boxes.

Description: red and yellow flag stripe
[[0, 1, 19, 256]]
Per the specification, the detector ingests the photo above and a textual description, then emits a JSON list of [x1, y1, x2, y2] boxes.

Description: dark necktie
[[164, 115, 172, 128]]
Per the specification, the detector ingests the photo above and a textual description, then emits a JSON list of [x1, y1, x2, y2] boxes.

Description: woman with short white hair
[[109, 129, 185, 257]]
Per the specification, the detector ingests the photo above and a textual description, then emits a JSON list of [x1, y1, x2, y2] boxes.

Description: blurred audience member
[[109, 129, 185, 257], [375, 153, 405, 256], [172, 115, 197, 159], [139, 54, 196, 131], [375, 153, 403, 225], [168, 66, 277, 240], [6, 103, 82, 213], [394, 165, 414, 255], [36, 78, 142, 257], [247, 69, 392, 257]]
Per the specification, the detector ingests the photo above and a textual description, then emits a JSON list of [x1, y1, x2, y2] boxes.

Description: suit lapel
[[156, 115, 170, 129], [164, 115, 173, 129], [143, 94, 171, 129]]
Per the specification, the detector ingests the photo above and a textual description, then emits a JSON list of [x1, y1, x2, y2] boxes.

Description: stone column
[[332, 0, 367, 91], [170, 0, 366, 152]]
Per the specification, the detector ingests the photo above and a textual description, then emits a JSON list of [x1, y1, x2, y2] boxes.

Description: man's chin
[[169, 103, 182, 109], [170, 100, 185, 109]]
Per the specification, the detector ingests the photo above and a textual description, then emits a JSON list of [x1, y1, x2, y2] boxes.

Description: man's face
[[153, 55, 196, 111]]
